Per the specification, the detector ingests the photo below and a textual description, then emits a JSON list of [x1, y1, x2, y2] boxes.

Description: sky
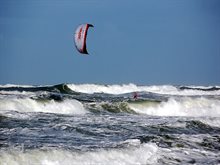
[[0, 0, 220, 85]]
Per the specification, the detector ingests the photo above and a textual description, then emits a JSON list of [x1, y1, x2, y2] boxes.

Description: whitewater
[[0, 83, 220, 165]]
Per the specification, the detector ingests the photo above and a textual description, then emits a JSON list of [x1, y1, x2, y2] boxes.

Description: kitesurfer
[[133, 92, 138, 99]]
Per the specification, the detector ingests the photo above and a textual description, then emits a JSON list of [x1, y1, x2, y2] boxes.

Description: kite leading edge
[[74, 24, 94, 54]]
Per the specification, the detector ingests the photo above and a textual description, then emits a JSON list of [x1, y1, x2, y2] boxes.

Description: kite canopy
[[74, 24, 94, 54]]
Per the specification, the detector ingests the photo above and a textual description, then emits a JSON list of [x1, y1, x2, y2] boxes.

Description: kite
[[74, 24, 94, 54]]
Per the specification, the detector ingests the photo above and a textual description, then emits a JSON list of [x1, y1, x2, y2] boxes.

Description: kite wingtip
[[88, 24, 94, 27]]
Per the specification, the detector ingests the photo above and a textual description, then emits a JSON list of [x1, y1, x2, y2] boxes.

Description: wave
[[83, 96, 220, 117], [0, 95, 220, 117], [86, 99, 161, 114], [0, 142, 158, 165], [1, 138, 219, 165], [0, 84, 76, 95], [179, 86, 220, 91], [0, 83, 220, 117], [67, 84, 220, 96], [0, 97, 87, 115], [1, 83, 220, 96], [128, 97, 220, 117]]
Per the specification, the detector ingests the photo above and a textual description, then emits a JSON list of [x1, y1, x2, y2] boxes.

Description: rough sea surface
[[0, 83, 220, 165]]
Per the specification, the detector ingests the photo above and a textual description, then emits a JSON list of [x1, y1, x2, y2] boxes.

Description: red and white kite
[[74, 24, 94, 54]]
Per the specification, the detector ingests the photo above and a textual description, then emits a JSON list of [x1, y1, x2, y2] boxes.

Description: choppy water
[[0, 84, 220, 164]]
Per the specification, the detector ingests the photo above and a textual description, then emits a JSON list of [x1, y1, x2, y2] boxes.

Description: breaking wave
[[128, 97, 220, 117], [0, 83, 220, 117], [67, 83, 220, 95], [0, 141, 158, 165], [0, 97, 87, 115], [1, 83, 220, 95]]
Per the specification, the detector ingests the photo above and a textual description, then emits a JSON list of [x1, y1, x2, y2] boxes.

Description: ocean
[[0, 83, 220, 165]]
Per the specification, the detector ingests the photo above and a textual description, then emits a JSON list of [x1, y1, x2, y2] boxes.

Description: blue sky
[[0, 0, 220, 85]]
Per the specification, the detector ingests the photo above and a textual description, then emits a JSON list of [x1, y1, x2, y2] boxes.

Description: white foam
[[0, 98, 87, 115], [1, 84, 219, 96], [0, 142, 158, 165], [199, 118, 220, 127], [0, 84, 34, 88], [0, 90, 36, 98], [67, 84, 220, 95], [129, 97, 220, 117], [68, 83, 140, 94], [158, 146, 220, 164]]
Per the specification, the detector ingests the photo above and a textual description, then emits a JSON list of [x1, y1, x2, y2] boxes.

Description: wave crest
[[0, 97, 87, 115]]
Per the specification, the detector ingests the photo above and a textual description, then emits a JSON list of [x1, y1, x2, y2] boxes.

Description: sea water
[[0, 84, 220, 164]]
